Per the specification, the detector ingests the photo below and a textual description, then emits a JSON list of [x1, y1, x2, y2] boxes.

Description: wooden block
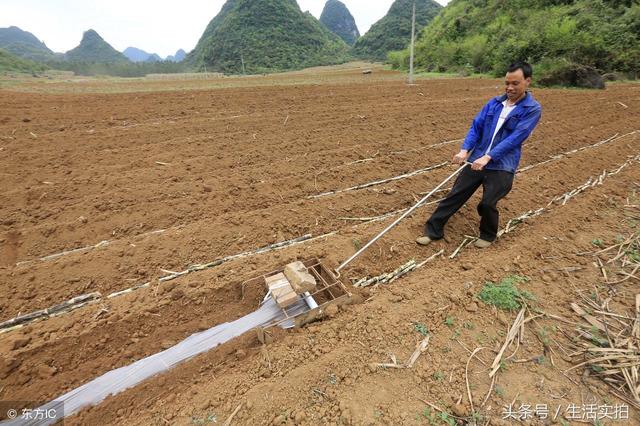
[[265, 273, 298, 308], [283, 261, 317, 294]]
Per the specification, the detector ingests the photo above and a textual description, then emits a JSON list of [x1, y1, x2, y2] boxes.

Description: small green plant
[[450, 328, 461, 340], [463, 321, 474, 330], [352, 238, 362, 250], [470, 411, 484, 423], [413, 322, 429, 337], [627, 242, 640, 262], [478, 275, 533, 311], [444, 316, 455, 327], [495, 385, 505, 397], [421, 407, 437, 425], [438, 412, 456, 426], [432, 371, 445, 382], [589, 326, 607, 346], [591, 238, 604, 248], [538, 327, 551, 346]]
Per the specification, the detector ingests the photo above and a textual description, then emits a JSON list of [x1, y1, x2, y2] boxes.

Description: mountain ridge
[[352, 0, 442, 61], [0, 26, 55, 62], [319, 0, 360, 46], [65, 30, 129, 63], [188, 0, 350, 74]]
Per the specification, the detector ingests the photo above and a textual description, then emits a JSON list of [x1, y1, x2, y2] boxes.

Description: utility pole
[[408, 0, 416, 85]]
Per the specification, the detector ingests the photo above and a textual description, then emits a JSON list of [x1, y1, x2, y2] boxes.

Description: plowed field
[[1, 66, 639, 425]]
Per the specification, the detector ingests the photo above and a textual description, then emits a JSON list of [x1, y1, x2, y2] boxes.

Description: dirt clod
[[11, 336, 32, 351], [465, 302, 479, 312]]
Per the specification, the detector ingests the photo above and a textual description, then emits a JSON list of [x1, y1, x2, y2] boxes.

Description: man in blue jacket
[[417, 61, 542, 248]]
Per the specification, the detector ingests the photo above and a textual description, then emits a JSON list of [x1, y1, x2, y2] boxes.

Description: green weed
[[444, 316, 455, 327], [438, 412, 456, 426], [478, 275, 533, 311], [413, 322, 430, 337], [420, 407, 437, 425]]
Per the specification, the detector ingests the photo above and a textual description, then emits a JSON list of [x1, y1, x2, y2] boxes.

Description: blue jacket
[[462, 92, 542, 173]]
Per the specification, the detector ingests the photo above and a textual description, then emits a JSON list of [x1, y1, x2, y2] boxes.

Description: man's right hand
[[452, 150, 469, 164]]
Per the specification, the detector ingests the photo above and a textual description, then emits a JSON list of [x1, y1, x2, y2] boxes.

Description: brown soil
[[1, 67, 639, 425]]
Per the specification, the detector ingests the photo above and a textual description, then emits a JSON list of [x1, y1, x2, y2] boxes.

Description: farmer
[[416, 61, 542, 248]]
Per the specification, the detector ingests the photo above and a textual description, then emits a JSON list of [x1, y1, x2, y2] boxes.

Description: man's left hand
[[471, 155, 492, 171]]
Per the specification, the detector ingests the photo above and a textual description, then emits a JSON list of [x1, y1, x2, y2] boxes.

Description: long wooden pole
[[408, 1, 416, 84], [336, 163, 469, 273]]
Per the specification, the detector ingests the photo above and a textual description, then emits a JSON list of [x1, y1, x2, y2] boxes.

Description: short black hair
[[507, 61, 533, 79]]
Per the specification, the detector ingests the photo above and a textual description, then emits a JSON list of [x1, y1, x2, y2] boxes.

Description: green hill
[[0, 26, 55, 62], [410, 0, 639, 78], [352, 0, 442, 61], [188, 0, 350, 74], [65, 29, 129, 63], [0, 48, 47, 73], [320, 0, 360, 46]]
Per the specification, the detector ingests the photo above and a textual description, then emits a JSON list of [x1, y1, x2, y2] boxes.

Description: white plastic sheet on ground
[[4, 296, 311, 426]]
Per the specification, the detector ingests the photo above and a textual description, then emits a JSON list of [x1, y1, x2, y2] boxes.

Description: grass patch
[[432, 371, 445, 382], [478, 275, 533, 311], [444, 316, 454, 327], [413, 322, 429, 337]]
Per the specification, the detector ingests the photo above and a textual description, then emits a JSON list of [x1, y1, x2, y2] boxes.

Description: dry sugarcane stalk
[[0, 292, 102, 330], [406, 336, 431, 368], [223, 403, 243, 426], [466, 347, 485, 413], [373, 336, 430, 369], [596, 258, 609, 282], [308, 162, 448, 199], [490, 307, 526, 378], [158, 234, 314, 283], [338, 216, 383, 222], [565, 295, 640, 406], [353, 259, 417, 288], [449, 236, 476, 259], [107, 282, 151, 299], [416, 249, 445, 269], [17, 240, 110, 267], [571, 303, 607, 332]]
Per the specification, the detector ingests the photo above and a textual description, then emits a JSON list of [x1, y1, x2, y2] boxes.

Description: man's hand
[[471, 154, 492, 171], [452, 150, 469, 164]]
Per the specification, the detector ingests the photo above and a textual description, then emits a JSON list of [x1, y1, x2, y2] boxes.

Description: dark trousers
[[425, 167, 514, 242]]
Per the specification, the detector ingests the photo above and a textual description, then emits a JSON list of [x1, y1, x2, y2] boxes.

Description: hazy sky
[[0, 0, 450, 58]]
